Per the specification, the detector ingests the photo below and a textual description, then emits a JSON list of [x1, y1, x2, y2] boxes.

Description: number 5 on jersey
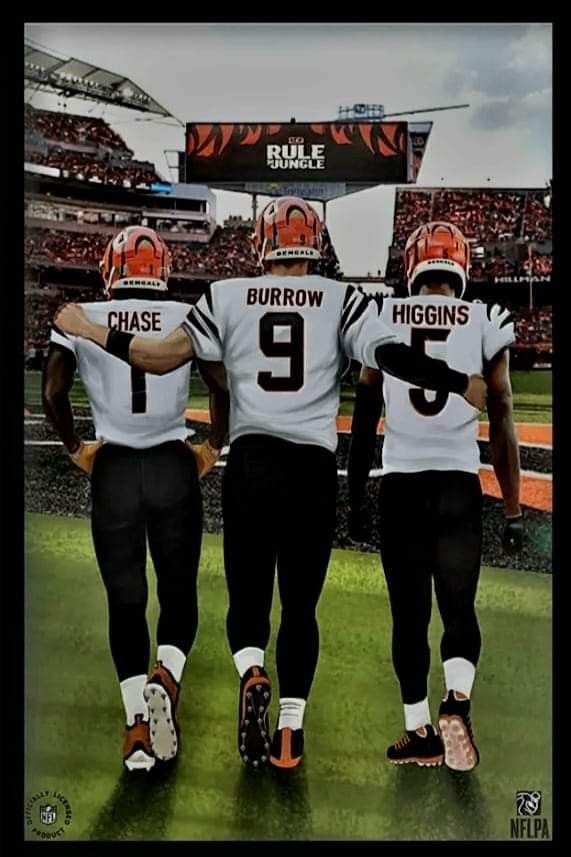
[[409, 328, 451, 416]]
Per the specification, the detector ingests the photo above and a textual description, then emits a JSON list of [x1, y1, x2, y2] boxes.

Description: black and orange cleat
[[144, 661, 180, 762], [387, 724, 444, 767], [238, 666, 272, 768], [438, 690, 480, 771], [270, 727, 304, 770], [123, 714, 155, 772]]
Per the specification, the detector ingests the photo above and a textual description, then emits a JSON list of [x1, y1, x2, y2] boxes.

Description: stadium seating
[[25, 105, 159, 185], [25, 105, 130, 151], [388, 187, 552, 291], [25, 225, 258, 277], [391, 188, 551, 247]]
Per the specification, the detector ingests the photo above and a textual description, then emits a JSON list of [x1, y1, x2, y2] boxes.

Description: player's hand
[[348, 508, 372, 544], [502, 513, 524, 554], [69, 439, 104, 474], [187, 439, 221, 479], [463, 374, 487, 410], [54, 303, 92, 338]]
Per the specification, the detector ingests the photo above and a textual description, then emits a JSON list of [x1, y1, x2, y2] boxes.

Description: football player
[[54, 198, 487, 771], [43, 226, 228, 772], [348, 222, 522, 771]]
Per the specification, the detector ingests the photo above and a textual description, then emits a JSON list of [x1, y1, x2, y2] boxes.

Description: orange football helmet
[[253, 196, 322, 264], [100, 226, 172, 295], [404, 221, 470, 297]]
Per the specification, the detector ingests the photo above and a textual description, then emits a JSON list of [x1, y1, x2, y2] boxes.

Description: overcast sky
[[25, 22, 552, 274]]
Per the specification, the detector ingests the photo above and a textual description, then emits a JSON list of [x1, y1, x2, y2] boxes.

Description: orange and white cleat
[[123, 714, 155, 772], [144, 661, 181, 762], [386, 725, 444, 767], [438, 690, 480, 771]]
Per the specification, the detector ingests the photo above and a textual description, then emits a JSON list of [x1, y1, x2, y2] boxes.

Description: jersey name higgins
[[246, 287, 324, 308], [266, 144, 325, 170], [392, 303, 470, 326], [108, 310, 162, 332]]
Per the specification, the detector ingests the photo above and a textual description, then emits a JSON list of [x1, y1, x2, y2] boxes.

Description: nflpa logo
[[510, 791, 550, 840]]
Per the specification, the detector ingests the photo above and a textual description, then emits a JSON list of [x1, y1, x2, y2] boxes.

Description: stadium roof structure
[[24, 42, 171, 118]]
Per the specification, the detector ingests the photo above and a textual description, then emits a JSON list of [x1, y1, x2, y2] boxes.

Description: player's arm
[[53, 303, 193, 374], [484, 348, 523, 552], [42, 343, 81, 453], [340, 288, 486, 409], [347, 366, 384, 542], [42, 342, 103, 473], [189, 360, 230, 479], [197, 359, 230, 450], [373, 341, 485, 406]]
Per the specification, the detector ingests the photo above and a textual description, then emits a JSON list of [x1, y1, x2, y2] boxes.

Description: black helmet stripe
[[285, 203, 309, 226], [134, 234, 157, 255]]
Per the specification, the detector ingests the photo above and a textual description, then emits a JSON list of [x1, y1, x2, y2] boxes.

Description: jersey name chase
[[108, 310, 162, 332]]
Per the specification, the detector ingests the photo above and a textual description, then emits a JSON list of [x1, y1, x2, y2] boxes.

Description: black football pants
[[90, 440, 202, 681], [223, 434, 338, 700], [378, 470, 483, 705]]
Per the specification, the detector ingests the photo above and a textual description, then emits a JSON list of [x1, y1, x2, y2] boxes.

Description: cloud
[[470, 87, 551, 131], [441, 24, 551, 132]]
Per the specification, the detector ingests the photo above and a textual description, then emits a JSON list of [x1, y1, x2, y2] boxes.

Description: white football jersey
[[183, 275, 398, 452], [51, 298, 193, 449], [376, 295, 516, 474]]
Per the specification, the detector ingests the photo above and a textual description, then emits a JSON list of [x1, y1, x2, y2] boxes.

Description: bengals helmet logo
[[253, 197, 323, 263], [404, 221, 470, 298], [100, 226, 171, 294]]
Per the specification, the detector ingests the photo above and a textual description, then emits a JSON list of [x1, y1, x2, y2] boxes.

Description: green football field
[[25, 513, 552, 842], [25, 369, 553, 424]]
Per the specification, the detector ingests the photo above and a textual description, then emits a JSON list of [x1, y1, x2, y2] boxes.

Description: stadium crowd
[[25, 105, 159, 185], [515, 307, 553, 347], [27, 149, 159, 186], [25, 221, 342, 281], [25, 105, 129, 151], [25, 225, 258, 277], [392, 188, 552, 247], [26, 227, 109, 266]]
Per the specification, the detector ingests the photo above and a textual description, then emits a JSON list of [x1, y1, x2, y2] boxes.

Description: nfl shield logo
[[40, 805, 57, 825]]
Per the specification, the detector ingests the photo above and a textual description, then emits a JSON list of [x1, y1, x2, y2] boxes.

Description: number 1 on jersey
[[130, 367, 147, 414]]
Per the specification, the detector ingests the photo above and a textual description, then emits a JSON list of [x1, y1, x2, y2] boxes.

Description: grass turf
[[25, 514, 552, 842]]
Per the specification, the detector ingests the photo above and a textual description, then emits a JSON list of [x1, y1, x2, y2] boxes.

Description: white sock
[[443, 657, 476, 698], [157, 644, 186, 684], [404, 698, 431, 731], [232, 646, 265, 678], [278, 698, 306, 731], [120, 675, 148, 726]]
